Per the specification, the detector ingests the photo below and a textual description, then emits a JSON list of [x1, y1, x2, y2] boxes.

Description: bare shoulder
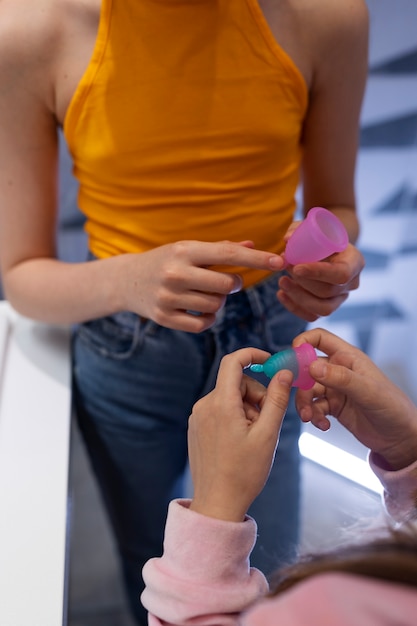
[[292, 0, 369, 88], [294, 0, 369, 55], [259, 0, 368, 89], [0, 0, 61, 74], [0, 0, 100, 120], [291, 0, 369, 30]]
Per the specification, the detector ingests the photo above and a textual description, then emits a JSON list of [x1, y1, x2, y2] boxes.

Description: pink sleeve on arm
[[142, 499, 269, 626], [369, 453, 417, 523]]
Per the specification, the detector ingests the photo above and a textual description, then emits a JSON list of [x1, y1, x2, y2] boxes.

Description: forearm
[[3, 255, 131, 325]]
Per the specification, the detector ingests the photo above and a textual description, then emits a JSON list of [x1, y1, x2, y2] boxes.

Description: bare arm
[[0, 3, 120, 324], [0, 73, 125, 323], [277, 0, 369, 321], [300, 0, 369, 239]]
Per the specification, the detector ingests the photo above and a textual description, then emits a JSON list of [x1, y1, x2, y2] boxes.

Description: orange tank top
[[64, 0, 308, 287]]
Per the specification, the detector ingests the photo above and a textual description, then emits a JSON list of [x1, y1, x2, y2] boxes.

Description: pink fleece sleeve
[[141, 499, 269, 626], [369, 452, 417, 522]]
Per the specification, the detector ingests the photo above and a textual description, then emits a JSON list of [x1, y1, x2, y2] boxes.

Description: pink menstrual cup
[[285, 207, 349, 265], [249, 343, 317, 390]]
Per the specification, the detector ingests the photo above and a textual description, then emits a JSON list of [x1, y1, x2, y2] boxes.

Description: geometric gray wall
[[314, 0, 417, 405]]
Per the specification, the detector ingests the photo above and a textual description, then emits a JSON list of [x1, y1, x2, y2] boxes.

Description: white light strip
[[299, 432, 383, 494]]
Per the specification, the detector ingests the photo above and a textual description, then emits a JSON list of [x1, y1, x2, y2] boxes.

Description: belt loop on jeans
[[245, 272, 281, 319], [245, 284, 265, 319]]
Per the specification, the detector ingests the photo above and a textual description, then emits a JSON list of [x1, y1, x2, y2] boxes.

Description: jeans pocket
[[76, 313, 147, 360]]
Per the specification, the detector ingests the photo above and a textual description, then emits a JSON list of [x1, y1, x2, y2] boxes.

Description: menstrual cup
[[250, 343, 317, 390], [285, 207, 349, 265]]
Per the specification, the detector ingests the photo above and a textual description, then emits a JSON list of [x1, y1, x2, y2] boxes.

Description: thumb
[[259, 370, 293, 436]]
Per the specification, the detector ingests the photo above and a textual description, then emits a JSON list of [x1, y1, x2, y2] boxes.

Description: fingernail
[[277, 370, 293, 387], [269, 255, 284, 269], [311, 361, 327, 378], [300, 407, 311, 422], [229, 277, 243, 294]]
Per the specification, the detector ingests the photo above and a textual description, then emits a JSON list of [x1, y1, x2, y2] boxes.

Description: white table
[[0, 302, 72, 626]]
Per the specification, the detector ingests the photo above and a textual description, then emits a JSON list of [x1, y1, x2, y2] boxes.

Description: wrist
[[101, 253, 137, 314], [375, 412, 417, 471], [376, 443, 417, 472], [190, 497, 247, 523]]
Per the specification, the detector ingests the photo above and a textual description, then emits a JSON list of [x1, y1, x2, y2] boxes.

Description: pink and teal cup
[[249, 343, 317, 390]]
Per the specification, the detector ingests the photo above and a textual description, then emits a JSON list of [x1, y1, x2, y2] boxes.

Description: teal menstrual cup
[[285, 207, 348, 265], [250, 343, 317, 390]]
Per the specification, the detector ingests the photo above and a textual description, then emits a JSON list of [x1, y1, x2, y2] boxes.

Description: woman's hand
[[188, 348, 293, 522], [294, 328, 417, 470], [277, 243, 365, 321], [121, 240, 283, 333]]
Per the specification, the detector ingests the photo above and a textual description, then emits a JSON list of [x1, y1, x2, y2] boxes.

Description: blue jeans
[[72, 272, 306, 625]]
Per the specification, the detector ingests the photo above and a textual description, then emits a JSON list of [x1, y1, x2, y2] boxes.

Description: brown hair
[[269, 523, 417, 595]]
